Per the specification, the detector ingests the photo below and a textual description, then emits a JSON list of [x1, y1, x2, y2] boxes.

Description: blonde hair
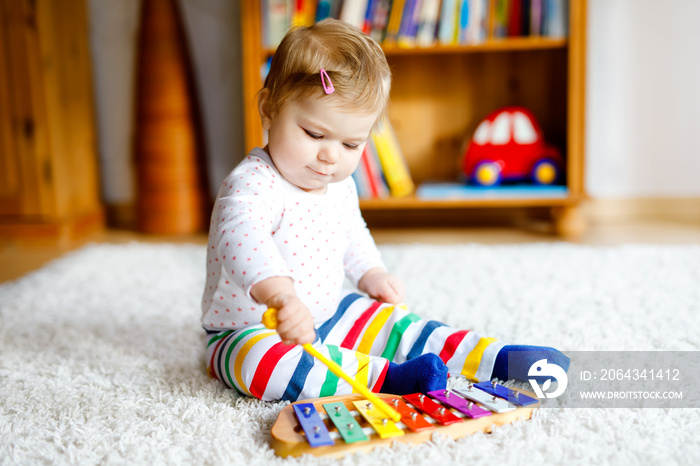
[[262, 19, 391, 120]]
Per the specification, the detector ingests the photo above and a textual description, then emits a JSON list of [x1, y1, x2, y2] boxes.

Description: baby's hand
[[358, 268, 405, 304], [251, 276, 315, 346], [271, 294, 316, 346]]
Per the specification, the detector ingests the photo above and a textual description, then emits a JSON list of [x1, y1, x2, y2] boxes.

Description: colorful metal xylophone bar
[[270, 381, 540, 458]]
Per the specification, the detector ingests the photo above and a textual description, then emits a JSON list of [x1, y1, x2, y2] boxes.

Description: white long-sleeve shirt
[[201, 147, 385, 331]]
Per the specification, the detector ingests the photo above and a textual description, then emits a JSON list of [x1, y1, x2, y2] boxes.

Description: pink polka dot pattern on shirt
[[200, 148, 385, 331]]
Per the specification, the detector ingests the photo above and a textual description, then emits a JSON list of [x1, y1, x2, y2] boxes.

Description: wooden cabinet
[[0, 0, 103, 242], [239, 1, 587, 235]]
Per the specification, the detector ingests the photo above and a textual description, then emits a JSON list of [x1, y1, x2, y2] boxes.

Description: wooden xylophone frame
[[270, 389, 539, 458]]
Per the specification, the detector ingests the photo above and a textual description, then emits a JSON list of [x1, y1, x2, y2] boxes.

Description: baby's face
[[263, 94, 379, 194]]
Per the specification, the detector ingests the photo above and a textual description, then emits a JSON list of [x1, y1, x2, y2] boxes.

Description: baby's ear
[[258, 88, 273, 130]]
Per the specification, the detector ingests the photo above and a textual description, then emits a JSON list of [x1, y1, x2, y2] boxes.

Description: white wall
[[586, 0, 700, 198], [88, 0, 140, 205], [178, 0, 244, 199], [88, 0, 244, 204]]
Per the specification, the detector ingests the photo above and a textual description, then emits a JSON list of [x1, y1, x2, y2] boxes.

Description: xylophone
[[270, 382, 539, 458]]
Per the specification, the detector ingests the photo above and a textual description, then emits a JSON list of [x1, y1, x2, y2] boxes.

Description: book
[[291, 0, 306, 27], [530, 0, 542, 36], [371, 119, 414, 198], [359, 138, 390, 198], [352, 162, 371, 198], [384, 0, 408, 43], [452, 0, 488, 44], [439, 0, 460, 45], [472, 0, 490, 43], [457, 0, 469, 44], [340, 0, 370, 29], [363, 0, 379, 34], [492, 0, 509, 38], [397, 0, 423, 47], [264, 0, 292, 47], [416, 0, 441, 47], [543, 0, 568, 38], [521, 0, 531, 36], [304, 0, 318, 24], [315, 0, 333, 21], [507, 0, 522, 36], [358, 146, 378, 198], [368, 0, 392, 42]]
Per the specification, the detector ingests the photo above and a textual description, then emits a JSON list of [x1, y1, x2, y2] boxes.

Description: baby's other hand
[[358, 268, 405, 304], [271, 294, 316, 346]]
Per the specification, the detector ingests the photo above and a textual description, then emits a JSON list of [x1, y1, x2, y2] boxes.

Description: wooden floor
[[2, 213, 700, 284]]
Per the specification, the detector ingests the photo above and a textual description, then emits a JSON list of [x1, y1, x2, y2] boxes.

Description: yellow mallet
[[262, 308, 401, 423]]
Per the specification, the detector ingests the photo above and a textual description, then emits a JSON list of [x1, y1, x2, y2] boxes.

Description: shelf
[[261, 37, 567, 58], [359, 193, 583, 211], [382, 37, 568, 55]]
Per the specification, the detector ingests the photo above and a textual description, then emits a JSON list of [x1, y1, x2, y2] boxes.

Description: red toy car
[[462, 107, 563, 187]]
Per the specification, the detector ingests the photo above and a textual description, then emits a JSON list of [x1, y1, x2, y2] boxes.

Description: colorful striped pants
[[205, 292, 505, 401]]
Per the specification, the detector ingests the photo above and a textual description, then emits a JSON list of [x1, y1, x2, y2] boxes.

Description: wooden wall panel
[[0, 0, 103, 241]]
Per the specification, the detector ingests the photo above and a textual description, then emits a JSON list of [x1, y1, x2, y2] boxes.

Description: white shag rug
[[1, 242, 699, 465]]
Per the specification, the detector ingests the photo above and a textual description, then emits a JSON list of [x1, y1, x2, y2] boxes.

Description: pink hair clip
[[320, 68, 334, 95]]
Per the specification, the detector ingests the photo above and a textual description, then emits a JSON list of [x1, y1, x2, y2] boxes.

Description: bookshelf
[[240, 1, 587, 235]]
